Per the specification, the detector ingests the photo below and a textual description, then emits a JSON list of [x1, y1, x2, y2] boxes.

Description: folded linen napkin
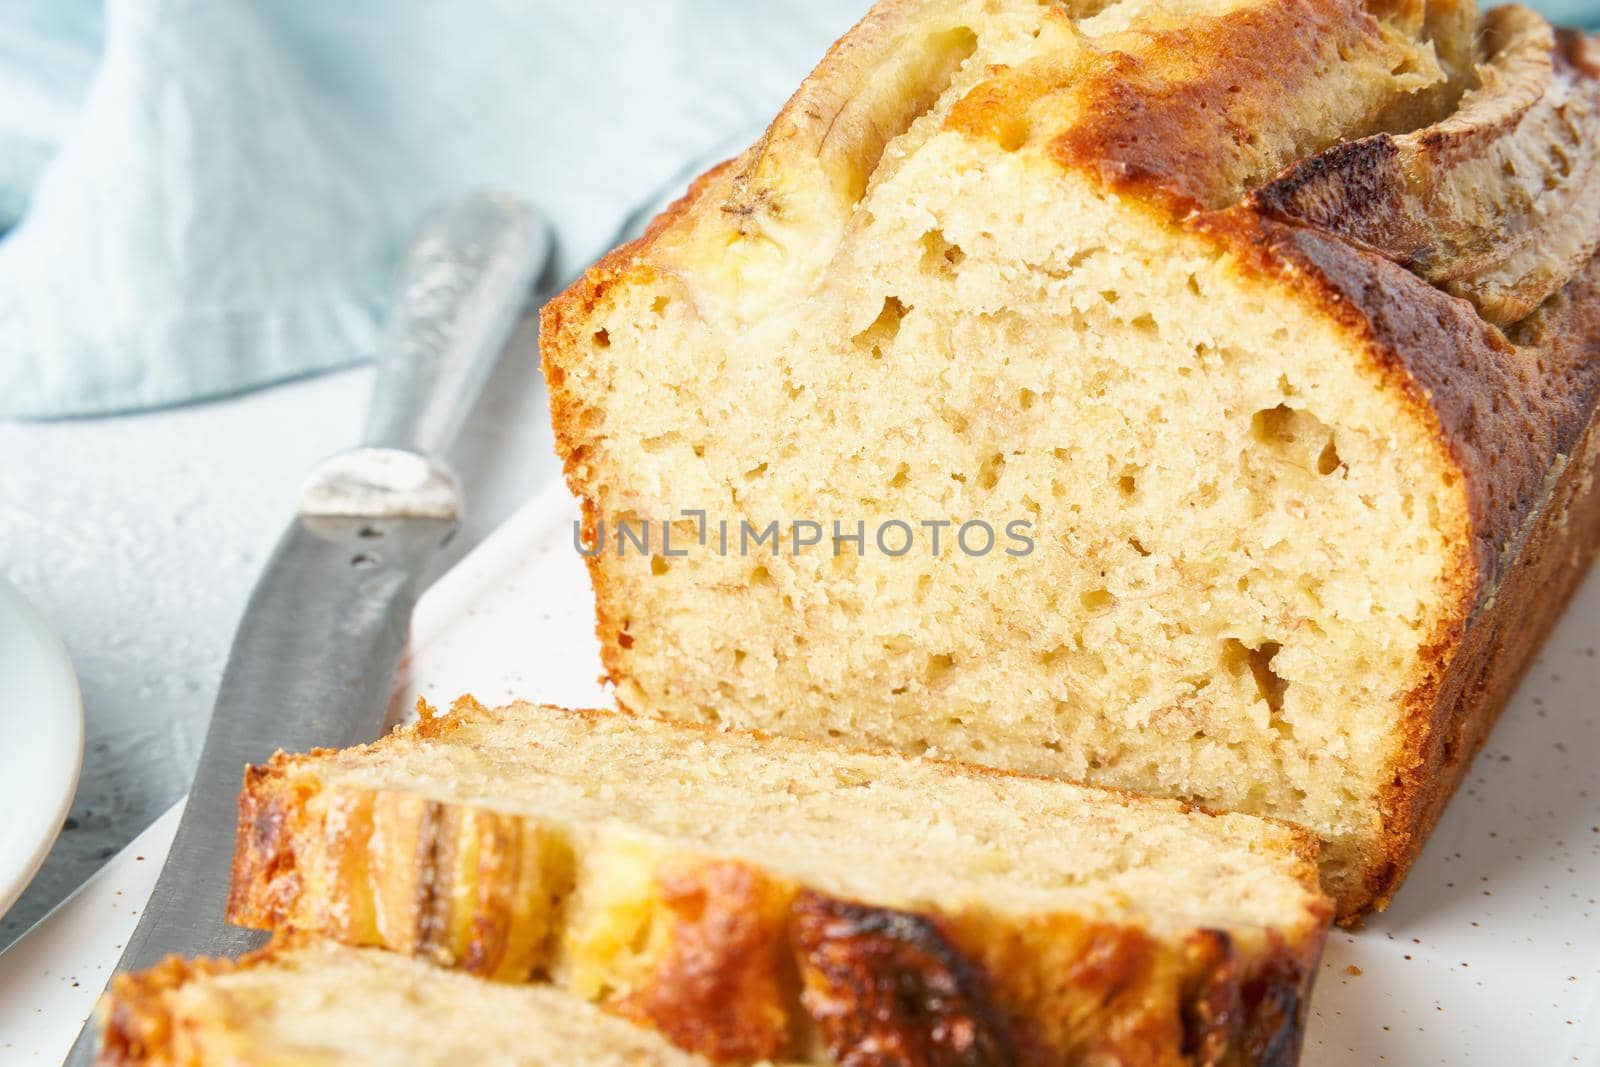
[[0, 0, 864, 418]]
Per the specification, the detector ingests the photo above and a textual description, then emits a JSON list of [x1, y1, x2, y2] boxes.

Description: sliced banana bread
[[539, 0, 1600, 918], [95, 938, 721, 1067], [228, 699, 1331, 1066]]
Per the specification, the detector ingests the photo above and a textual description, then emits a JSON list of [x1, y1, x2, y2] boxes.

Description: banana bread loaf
[[540, 0, 1600, 919], [227, 699, 1331, 1066]]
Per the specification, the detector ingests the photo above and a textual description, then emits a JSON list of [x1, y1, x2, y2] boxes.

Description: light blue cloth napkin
[[0, 0, 866, 418], [4, 0, 1596, 418]]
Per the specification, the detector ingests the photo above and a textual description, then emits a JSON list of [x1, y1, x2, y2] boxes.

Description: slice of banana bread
[[95, 938, 721, 1067], [228, 699, 1331, 1066], [539, 0, 1600, 919]]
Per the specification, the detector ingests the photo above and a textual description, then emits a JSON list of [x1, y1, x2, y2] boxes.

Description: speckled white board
[[4, 483, 1597, 1064]]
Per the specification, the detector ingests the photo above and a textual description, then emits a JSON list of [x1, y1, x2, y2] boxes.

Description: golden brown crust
[[95, 938, 732, 1067], [96, 956, 204, 1067], [539, 159, 731, 363], [961, 913, 1323, 1067], [229, 791, 1326, 1065], [107, 914, 1322, 1067], [788, 891, 1326, 1067], [94, 946, 288, 1067], [945, 0, 1471, 211], [229, 761, 571, 981], [616, 859, 797, 1063], [1363, 262, 1600, 916], [227, 762, 316, 936], [790, 891, 1016, 1067]]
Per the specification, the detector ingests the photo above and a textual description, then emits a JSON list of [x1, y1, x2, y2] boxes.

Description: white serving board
[[4, 483, 1597, 1065]]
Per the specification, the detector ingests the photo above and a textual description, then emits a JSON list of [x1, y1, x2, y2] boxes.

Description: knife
[[63, 192, 549, 1065]]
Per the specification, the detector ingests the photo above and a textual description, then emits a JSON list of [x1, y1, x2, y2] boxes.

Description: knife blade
[[63, 192, 548, 1065]]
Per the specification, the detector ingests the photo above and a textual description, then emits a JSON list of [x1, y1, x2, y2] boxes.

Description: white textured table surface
[[0, 309, 556, 949]]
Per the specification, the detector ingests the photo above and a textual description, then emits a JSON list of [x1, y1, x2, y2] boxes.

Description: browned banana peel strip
[[1251, 5, 1600, 325]]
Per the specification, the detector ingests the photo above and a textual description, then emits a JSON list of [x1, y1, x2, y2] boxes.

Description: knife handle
[[361, 192, 549, 460]]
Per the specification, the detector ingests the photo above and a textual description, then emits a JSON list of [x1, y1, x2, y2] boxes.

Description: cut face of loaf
[[228, 700, 1332, 1066], [540, 0, 1600, 918], [95, 939, 719, 1067]]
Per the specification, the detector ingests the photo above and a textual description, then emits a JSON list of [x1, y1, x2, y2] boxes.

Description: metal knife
[[63, 192, 549, 1065]]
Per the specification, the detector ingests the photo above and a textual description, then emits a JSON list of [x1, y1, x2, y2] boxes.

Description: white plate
[[0, 578, 83, 920], [3, 485, 1598, 1064]]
